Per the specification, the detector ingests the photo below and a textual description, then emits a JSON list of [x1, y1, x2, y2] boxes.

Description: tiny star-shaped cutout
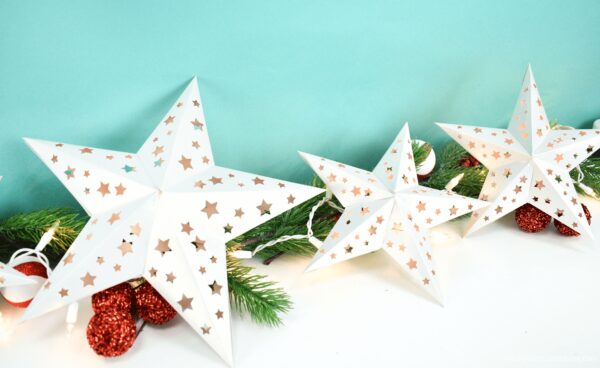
[[80, 272, 96, 287], [179, 155, 193, 170], [202, 201, 219, 218], [257, 200, 272, 215], [178, 294, 193, 311], [118, 240, 133, 255], [155, 239, 171, 255], [192, 236, 206, 251], [209, 280, 222, 295], [181, 222, 194, 234]]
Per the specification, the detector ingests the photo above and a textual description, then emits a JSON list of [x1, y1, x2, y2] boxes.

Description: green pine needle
[[227, 255, 292, 326]]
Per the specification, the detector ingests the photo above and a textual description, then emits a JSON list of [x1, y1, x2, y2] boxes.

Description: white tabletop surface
[[1, 199, 600, 368]]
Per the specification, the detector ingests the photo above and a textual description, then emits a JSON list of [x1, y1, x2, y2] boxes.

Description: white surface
[[2, 199, 600, 367]]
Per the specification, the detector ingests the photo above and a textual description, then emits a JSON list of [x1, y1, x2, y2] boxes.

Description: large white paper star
[[21, 78, 323, 365], [299, 124, 486, 301], [438, 66, 600, 238]]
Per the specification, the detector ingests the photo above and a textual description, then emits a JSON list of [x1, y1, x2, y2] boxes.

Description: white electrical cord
[[7, 221, 78, 335], [232, 190, 342, 260], [8, 220, 59, 275]]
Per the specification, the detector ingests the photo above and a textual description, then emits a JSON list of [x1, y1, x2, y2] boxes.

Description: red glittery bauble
[[515, 204, 551, 233], [134, 282, 177, 325], [3, 261, 48, 308], [554, 203, 592, 236], [92, 283, 135, 314], [13, 261, 48, 279], [87, 310, 136, 357]]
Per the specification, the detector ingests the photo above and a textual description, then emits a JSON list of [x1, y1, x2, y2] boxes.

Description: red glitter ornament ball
[[515, 204, 551, 233], [87, 309, 136, 357], [92, 283, 135, 314], [13, 261, 48, 279], [3, 261, 48, 308], [135, 282, 177, 325], [554, 203, 592, 236]]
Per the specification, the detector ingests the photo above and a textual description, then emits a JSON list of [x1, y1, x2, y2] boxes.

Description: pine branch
[[0, 208, 87, 259], [422, 142, 488, 198], [228, 176, 338, 260], [227, 255, 292, 326], [573, 157, 600, 197]]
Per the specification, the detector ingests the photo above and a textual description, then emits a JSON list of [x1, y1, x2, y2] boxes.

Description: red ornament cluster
[[87, 283, 136, 357], [87, 280, 177, 357], [515, 203, 592, 236]]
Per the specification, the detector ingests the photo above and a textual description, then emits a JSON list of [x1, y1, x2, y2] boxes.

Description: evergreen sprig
[[0, 208, 87, 262], [422, 142, 488, 198], [228, 176, 339, 261], [227, 255, 292, 326]]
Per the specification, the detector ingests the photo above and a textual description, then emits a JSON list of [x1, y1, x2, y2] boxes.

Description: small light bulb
[[231, 250, 253, 259], [65, 302, 79, 337], [445, 173, 464, 192], [308, 236, 323, 249], [578, 182, 596, 197]]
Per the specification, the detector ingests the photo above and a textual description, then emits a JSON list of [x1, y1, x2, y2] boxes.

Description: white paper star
[[299, 124, 486, 301], [437, 65, 600, 238], [22, 78, 323, 365]]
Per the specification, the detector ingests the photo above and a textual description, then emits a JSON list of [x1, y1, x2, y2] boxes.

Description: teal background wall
[[1, 0, 600, 216]]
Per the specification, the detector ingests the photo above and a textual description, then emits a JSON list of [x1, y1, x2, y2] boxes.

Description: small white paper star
[[300, 124, 486, 302]]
